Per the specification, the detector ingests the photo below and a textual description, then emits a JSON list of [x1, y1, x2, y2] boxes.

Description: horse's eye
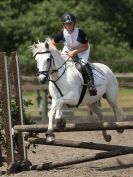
[[47, 58, 50, 61]]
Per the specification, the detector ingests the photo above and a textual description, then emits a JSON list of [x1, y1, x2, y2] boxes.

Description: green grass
[[99, 88, 133, 117], [118, 88, 133, 107], [23, 90, 41, 118], [101, 88, 133, 108]]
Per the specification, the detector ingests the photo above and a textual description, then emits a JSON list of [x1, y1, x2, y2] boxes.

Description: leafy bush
[[0, 99, 34, 155]]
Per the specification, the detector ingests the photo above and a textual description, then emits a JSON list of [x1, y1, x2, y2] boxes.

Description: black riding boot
[[83, 63, 97, 96]]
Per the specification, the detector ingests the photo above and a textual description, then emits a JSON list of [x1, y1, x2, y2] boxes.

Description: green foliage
[[0, 98, 34, 157], [0, 100, 34, 158], [0, 99, 34, 129], [0, 0, 133, 74]]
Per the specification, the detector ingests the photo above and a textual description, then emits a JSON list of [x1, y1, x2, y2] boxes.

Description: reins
[[48, 56, 70, 99], [48, 58, 69, 82], [35, 49, 86, 107], [35, 51, 69, 81]]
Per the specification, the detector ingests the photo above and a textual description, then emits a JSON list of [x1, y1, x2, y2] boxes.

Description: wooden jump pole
[[0, 146, 3, 166], [11, 52, 26, 162], [0, 52, 15, 166], [0, 52, 31, 174], [14, 121, 133, 133], [28, 137, 132, 151], [29, 147, 133, 171]]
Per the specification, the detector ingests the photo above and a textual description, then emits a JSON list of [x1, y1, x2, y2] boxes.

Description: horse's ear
[[45, 42, 49, 49]]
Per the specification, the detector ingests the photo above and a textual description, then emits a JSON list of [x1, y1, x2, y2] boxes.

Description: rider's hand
[[68, 50, 78, 58]]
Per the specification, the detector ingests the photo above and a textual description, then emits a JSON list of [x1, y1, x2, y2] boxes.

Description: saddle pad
[[74, 62, 106, 87]]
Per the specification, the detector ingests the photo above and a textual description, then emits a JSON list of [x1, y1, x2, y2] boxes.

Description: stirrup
[[89, 86, 97, 96]]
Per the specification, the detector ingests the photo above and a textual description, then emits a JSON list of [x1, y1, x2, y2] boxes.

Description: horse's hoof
[[45, 130, 55, 143], [56, 118, 66, 129], [103, 134, 112, 142], [46, 136, 55, 143], [117, 129, 124, 134]]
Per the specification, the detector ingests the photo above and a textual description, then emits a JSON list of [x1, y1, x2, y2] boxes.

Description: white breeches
[[61, 46, 90, 65]]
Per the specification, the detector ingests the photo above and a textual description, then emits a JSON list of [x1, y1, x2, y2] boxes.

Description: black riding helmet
[[61, 13, 76, 24]]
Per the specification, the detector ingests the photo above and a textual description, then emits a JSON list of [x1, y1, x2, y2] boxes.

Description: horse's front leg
[[55, 101, 66, 130], [56, 117, 66, 129], [46, 99, 56, 142], [55, 92, 78, 129]]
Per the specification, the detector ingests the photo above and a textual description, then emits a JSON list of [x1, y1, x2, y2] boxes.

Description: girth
[[75, 62, 87, 107], [51, 62, 87, 108]]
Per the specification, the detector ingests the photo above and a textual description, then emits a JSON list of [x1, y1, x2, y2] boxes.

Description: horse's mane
[[45, 37, 52, 44], [30, 37, 62, 57]]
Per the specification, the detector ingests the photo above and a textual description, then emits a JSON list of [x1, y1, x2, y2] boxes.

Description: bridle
[[35, 50, 70, 97], [34, 50, 87, 107], [35, 51, 52, 79], [35, 50, 69, 83]]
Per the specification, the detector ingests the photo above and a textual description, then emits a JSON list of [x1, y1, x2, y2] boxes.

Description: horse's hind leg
[[105, 89, 126, 133], [105, 71, 126, 122], [89, 102, 111, 142]]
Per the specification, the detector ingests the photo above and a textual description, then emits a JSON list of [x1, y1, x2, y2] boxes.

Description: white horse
[[31, 39, 125, 142]]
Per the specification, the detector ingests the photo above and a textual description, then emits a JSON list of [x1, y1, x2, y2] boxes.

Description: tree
[[0, 0, 133, 74]]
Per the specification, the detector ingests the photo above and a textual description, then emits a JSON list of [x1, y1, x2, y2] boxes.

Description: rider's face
[[64, 22, 75, 33]]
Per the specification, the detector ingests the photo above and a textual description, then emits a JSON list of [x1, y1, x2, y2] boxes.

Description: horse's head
[[31, 41, 53, 84]]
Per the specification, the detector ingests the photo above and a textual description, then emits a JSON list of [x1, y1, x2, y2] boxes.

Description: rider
[[50, 12, 97, 96]]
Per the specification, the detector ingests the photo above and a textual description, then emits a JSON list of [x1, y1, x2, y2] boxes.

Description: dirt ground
[[1, 123, 133, 177]]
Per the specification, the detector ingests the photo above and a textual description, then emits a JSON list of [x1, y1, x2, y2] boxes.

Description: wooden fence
[[21, 73, 133, 91], [21, 74, 133, 121], [115, 73, 133, 87]]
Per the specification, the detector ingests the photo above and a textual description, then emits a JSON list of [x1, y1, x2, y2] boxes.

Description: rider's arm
[[68, 43, 88, 57], [68, 29, 89, 58]]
